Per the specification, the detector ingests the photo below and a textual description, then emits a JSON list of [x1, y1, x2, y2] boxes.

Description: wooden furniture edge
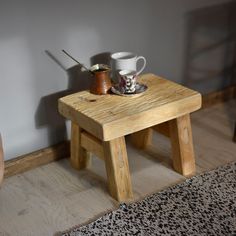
[[4, 84, 236, 178], [4, 141, 70, 178], [81, 131, 104, 160], [103, 92, 202, 141], [58, 100, 104, 140]]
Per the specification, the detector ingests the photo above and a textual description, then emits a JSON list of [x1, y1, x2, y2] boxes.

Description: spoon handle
[[62, 49, 92, 73]]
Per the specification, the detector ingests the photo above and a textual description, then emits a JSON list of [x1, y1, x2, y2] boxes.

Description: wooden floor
[[0, 100, 236, 236]]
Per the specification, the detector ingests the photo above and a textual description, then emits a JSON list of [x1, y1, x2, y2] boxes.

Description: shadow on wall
[[183, 1, 236, 140], [183, 0, 236, 94], [34, 51, 111, 146], [90, 52, 111, 66]]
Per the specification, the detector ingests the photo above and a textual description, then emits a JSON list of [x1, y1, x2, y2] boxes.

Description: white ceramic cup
[[111, 52, 146, 82], [118, 70, 137, 94]]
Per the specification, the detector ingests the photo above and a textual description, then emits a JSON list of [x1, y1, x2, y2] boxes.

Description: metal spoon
[[62, 49, 94, 74]]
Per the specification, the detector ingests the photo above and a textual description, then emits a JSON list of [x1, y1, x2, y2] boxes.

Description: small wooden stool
[[59, 74, 202, 202]]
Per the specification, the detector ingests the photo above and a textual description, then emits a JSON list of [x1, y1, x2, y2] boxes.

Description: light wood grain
[[81, 131, 104, 160], [0, 134, 4, 186], [0, 100, 236, 235], [71, 122, 91, 169], [103, 137, 133, 202], [131, 128, 153, 149], [169, 114, 196, 176], [59, 74, 201, 141]]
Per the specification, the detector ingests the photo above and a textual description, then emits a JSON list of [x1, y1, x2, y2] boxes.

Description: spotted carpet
[[60, 162, 236, 236]]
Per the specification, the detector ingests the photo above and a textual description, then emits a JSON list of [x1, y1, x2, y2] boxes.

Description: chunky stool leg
[[103, 137, 133, 202], [71, 122, 91, 170], [131, 128, 153, 149], [169, 114, 196, 176]]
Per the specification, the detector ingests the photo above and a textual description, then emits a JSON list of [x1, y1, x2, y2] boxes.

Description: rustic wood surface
[[81, 131, 104, 160], [103, 137, 133, 202], [71, 122, 91, 170], [59, 74, 201, 141], [131, 128, 153, 149], [169, 114, 196, 176], [0, 100, 236, 235], [133, 115, 196, 176]]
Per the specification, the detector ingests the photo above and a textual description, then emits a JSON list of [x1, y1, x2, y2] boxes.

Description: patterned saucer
[[111, 83, 148, 97]]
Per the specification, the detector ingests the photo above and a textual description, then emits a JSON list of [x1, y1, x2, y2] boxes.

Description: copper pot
[[90, 64, 112, 95]]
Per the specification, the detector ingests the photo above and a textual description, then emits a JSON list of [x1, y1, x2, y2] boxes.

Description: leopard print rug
[[61, 162, 236, 236]]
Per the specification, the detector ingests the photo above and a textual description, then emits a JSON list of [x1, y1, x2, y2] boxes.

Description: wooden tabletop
[[58, 74, 201, 141]]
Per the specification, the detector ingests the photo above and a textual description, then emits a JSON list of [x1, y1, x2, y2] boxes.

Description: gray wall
[[0, 0, 232, 160]]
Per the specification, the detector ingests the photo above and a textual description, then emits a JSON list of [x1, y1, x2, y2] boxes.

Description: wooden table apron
[[58, 74, 202, 202]]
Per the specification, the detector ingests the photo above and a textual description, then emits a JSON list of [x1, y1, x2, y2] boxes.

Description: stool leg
[[169, 114, 196, 176], [71, 122, 91, 170], [103, 137, 133, 202], [131, 128, 153, 149]]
